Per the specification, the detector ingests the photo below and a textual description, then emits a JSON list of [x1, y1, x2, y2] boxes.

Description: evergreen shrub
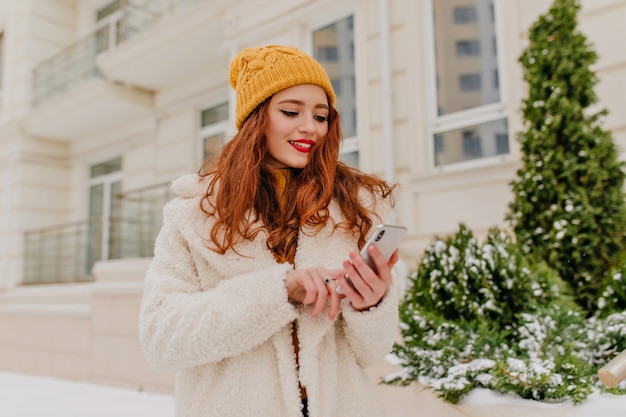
[[384, 225, 626, 404], [506, 0, 626, 313]]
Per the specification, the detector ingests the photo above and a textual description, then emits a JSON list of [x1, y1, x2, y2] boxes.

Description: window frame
[[87, 156, 123, 266], [305, 8, 360, 167], [0, 32, 4, 96], [423, 0, 511, 172], [198, 100, 230, 168]]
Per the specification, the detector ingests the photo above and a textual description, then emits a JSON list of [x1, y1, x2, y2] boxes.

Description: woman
[[139, 45, 400, 417]]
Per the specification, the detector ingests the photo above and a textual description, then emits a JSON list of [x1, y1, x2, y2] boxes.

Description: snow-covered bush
[[598, 268, 626, 316], [384, 225, 626, 404]]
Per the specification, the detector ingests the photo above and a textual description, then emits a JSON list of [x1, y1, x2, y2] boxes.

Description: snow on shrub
[[384, 225, 626, 404]]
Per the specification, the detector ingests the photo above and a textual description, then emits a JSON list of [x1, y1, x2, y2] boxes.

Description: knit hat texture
[[229, 45, 336, 129]]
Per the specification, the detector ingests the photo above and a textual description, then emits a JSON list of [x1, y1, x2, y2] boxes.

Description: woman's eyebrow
[[276, 99, 329, 109]]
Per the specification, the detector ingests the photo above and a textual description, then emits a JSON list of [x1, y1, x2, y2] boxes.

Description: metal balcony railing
[[23, 182, 174, 285], [23, 218, 99, 284], [109, 182, 175, 260], [32, 0, 204, 106]]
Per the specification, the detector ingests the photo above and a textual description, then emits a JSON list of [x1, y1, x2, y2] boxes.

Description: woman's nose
[[298, 117, 315, 133]]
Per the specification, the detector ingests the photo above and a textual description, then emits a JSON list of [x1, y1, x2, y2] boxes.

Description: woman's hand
[[285, 267, 345, 320], [335, 245, 399, 311]]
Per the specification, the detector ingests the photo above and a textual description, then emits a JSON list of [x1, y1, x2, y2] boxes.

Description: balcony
[[23, 182, 173, 285], [97, 0, 228, 91], [23, 78, 153, 141], [23, 1, 215, 141]]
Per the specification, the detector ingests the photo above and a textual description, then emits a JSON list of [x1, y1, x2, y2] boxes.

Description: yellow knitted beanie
[[229, 45, 336, 129]]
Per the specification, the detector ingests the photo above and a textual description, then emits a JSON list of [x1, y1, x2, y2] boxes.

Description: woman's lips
[[288, 139, 315, 153]]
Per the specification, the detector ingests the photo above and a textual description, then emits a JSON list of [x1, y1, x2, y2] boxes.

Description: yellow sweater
[[269, 168, 294, 264]]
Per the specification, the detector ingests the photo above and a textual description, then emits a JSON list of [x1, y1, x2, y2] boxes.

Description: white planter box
[[369, 360, 626, 417]]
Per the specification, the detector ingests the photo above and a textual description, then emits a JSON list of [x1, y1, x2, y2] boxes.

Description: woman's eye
[[315, 115, 328, 122], [281, 110, 298, 117]]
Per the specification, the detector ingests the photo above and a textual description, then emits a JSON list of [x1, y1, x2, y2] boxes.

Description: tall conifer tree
[[507, 0, 626, 313]]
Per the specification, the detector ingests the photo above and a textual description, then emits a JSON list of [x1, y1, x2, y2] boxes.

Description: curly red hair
[[199, 99, 396, 259]]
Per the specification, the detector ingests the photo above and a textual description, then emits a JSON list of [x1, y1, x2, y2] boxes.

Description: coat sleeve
[[337, 191, 401, 367], [138, 205, 298, 372], [339, 282, 400, 367]]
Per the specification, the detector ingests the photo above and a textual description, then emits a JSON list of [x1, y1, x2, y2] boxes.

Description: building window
[[317, 46, 339, 61], [96, 0, 123, 20], [434, 133, 445, 154], [200, 102, 229, 167], [459, 73, 481, 91], [496, 133, 509, 154], [313, 15, 358, 167], [456, 40, 480, 56], [462, 130, 482, 159], [95, 0, 124, 53], [453, 6, 477, 24], [88, 157, 122, 275], [0, 32, 4, 93], [331, 79, 342, 95], [429, 0, 508, 167], [434, 119, 508, 166]]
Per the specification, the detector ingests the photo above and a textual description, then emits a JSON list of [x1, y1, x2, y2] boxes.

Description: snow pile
[[0, 372, 174, 417]]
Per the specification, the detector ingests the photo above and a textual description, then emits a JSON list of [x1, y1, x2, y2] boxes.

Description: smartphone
[[359, 224, 407, 272], [337, 224, 407, 294]]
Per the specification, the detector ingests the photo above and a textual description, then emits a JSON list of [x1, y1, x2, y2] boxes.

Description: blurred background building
[[0, 0, 624, 415]]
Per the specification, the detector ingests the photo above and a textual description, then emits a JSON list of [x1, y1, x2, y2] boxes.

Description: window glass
[[313, 15, 357, 140], [453, 6, 477, 23], [96, 0, 122, 21], [433, 0, 500, 115], [459, 73, 481, 91], [200, 102, 229, 164], [340, 151, 359, 167], [94, 0, 124, 52], [317, 46, 339, 61], [201, 102, 229, 127], [0, 32, 4, 91], [434, 118, 508, 166], [430, 0, 509, 167], [203, 134, 224, 162], [88, 157, 122, 275], [456, 40, 480, 56], [90, 156, 122, 178]]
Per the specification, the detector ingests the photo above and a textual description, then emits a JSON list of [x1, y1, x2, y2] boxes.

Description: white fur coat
[[139, 174, 399, 417]]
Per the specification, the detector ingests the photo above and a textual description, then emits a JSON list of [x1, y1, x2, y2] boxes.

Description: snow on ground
[[0, 372, 174, 417], [2, 371, 626, 417]]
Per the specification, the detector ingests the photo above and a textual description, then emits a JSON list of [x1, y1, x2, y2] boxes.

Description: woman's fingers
[[387, 249, 400, 271], [326, 277, 344, 320], [298, 268, 325, 317], [338, 247, 393, 311], [286, 268, 346, 319]]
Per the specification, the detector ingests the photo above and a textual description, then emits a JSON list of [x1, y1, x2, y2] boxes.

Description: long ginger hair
[[199, 98, 396, 259]]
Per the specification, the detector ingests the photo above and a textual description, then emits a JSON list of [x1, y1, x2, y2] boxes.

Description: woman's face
[[263, 84, 330, 169]]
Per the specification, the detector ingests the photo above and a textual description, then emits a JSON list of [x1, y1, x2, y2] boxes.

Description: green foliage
[[506, 0, 626, 313], [405, 224, 560, 325], [387, 0, 626, 404], [598, 262, 626, 316], [385, 225, 626, 404]]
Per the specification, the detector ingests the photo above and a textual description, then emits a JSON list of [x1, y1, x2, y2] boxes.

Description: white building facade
[[0, 0, 625, 415]]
